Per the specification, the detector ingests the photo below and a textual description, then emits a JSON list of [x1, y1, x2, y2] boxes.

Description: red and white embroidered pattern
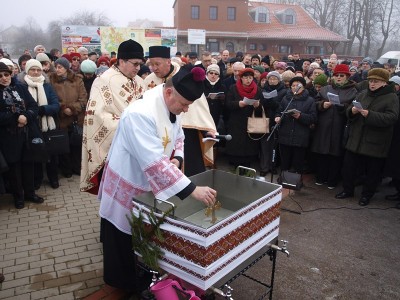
[[175, 136, 184, 153], [103, 165, 146, 209], [144, 156, 183, 195]]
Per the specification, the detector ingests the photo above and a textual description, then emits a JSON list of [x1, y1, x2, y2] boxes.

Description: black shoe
[[34, 183, 41, 190], [385, 192, 400, 201], [14, 199, 24, 209], [25, 194, 44, 204], [335, 191, 354, 199], [63, 172, 72, 178], [50, 181, 60, 189], [359, 196, 370, 206]]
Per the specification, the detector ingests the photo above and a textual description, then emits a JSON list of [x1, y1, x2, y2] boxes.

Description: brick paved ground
[[0, 174, 104, 300]]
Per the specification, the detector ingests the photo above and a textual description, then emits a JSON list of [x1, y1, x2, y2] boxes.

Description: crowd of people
[[1, 42, 400, 297]]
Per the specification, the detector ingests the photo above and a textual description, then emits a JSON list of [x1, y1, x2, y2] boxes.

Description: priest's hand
[[192, 186, 217, 206]]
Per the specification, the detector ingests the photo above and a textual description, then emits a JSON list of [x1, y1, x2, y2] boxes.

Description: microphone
[[294, 83, 303, 94], [207, 133, 232, 141]]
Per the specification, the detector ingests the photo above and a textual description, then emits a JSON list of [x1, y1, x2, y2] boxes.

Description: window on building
[[190, 45, 197, 52], [279, 45, 292, 54], [227, 7, 236, 21], [209, 6, 218, 20], [207, 41, 219, 52], [259, 44, 267, 51], [249, 43, 257, 50], [226, 42, 234, 53], [249, 7, 269, 23], [191, 6, 200, 19], [285, 14, 294, 24], [275, 8, 296, 25]]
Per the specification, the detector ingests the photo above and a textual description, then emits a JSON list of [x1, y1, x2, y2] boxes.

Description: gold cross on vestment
[[162, 127, 171, 151]]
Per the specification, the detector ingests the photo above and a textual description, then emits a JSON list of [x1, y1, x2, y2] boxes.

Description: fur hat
[[362, 57, 373, 66], [281, 70, 295, 82], [333, 64, 350, 76], [313, 74, 328, 86], [25, 59, 42, 73], [206, 64, 220, 75], [0, 62, 12, 74], [80, 59, 97, 74], [253, 66, 265, 74], [117, 39, 144, 60], [36, 53, 50, 63], [149, 46, 170, 59], [267, 71, 281, 81], [367, 68, 389, 82], [172, 66, 205, 101], [389, 75, 400, 86], [55, 57, 70, 70], [289, 76, 307, 88], [239, 68, 255, 77]]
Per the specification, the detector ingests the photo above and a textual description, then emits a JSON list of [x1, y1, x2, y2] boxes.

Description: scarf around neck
[[24, 74, 56, 132], [236, 79, 258, 99]]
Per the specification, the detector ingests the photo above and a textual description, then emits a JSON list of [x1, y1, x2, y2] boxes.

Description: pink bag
[[150, 278, 201, 300]]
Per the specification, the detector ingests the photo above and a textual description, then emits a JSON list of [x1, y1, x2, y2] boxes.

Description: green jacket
[[345, 83, 399, 158]]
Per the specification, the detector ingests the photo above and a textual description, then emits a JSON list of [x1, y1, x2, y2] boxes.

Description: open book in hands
[[327, 92, 342, 106], [243, 97, 258, 105]]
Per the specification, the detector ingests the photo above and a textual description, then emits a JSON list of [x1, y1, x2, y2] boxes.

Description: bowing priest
[[144, 45, 180, 89], [80, 39, 147, 194], [98, 66, 217, 296]]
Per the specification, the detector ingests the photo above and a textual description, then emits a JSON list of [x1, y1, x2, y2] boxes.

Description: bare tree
[[375, 0, 398, 57], [13, 17, 45, 54]]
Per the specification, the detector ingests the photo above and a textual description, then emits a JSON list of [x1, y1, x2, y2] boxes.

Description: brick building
[[172, 0, 347, 59]]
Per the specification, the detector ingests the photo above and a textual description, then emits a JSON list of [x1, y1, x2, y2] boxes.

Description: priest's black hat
[[172, 65, 205, 101], [117, 39, 144, 60], [149, 46, 170, 58]]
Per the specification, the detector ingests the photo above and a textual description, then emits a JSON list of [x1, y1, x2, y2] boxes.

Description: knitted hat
[[333, 64, 350, 76], [80, 59, 97, 74], [362, 57, 373, 66], [313, 74, 328, 86], [97, 56, 110, 67], [36, 53, 50, 63], [229, 57, 239, 64], [310, 62, 320, 69], [281, 70, 295, 82], [69, 52, 81, 61], [275, 62, 287, 70], [289, 76, 307, 87], [367, 68, 389, 82], [138, 64, 151, 77], [260, 72, 268, 80], [389, 75, 400, 86], [25, 59, 42, 73], [172, 66, 205, 101], [253, 65, 265, 74], [117, 39, 144, 60], [0, 62, 12, 74], [207, 64, 220, 75], [267, 71, 281, 82], [95, 65, 109, 76], [149, 46, 170, 58], [62, 53, 72, 62], [349, 66, 358, 72], [261, 56, 270, 65], [0, 58, 14, 67], [55, 57, 70, 70], [239, 68, 255, 77]]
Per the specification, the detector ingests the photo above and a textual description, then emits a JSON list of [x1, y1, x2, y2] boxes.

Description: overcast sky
[[1, 0, 175, 29]]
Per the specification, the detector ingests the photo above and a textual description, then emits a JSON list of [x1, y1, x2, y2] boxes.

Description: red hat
[[97, 56, 110, 67], [239, 68, 255, 77], [69, 52, 81, 61], [109, 57, 117, 66], [180, 57, 188, 65], [62, 53, 72, 63], [260, 72, 268, 80], [333, 64, 350, 76]]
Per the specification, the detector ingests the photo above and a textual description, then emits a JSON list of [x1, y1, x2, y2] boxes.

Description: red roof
[[247, 2, 347, 42]]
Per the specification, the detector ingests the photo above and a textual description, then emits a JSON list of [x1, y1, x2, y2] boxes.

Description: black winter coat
[[0, 79, 39, 163], [311, 81, 357, 156], [385, 90, 400, 178], [276, 89, 317, 148], [204, 78, 227, 127]]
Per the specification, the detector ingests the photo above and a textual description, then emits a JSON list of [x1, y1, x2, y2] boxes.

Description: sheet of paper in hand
[[327, 92, 341, 105], [208, 92, 225, 100], [352, 100, 363, 110], [284, 108, 301, 115], [262, 90, 278, 99], [243, 97, 258, 105]]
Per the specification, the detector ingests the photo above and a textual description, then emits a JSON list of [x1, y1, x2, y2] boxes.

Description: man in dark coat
[[335, 69, 399, 206]]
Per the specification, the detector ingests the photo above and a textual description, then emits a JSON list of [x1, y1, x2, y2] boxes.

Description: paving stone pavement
[[0, 174, 103, 300]]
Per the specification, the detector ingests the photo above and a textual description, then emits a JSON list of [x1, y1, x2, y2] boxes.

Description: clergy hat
[[117, 39, 144, 60], [149, 46, 170, 58], [172, 66, 205, 101]]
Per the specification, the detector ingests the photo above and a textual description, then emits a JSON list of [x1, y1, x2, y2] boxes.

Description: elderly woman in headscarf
[[0, 62, 43, 209], [20, 59, 60, 189]]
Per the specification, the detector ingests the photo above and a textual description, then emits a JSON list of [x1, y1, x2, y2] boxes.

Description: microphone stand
[[266, 86, 303, 215]]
